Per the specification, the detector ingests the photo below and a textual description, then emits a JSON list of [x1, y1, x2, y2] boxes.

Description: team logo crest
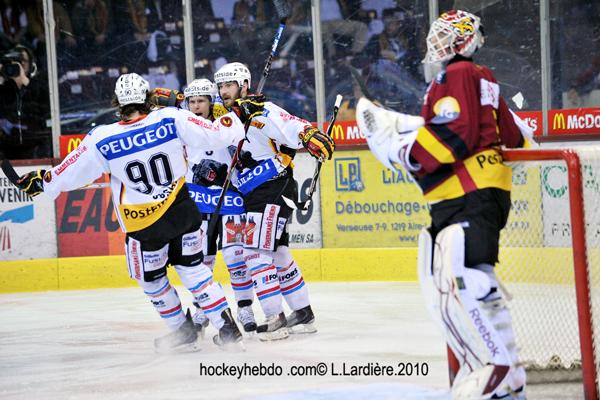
[[220, 116, 233, 127], [225, 215, 245, 243]]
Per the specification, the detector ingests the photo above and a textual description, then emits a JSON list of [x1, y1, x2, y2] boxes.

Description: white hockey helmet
[[184, 78, 218, 101], [423, 10, 484, 81], [424, 10, 484, 64], [214, 62, 251, 89], [114, 73, 150, 105]]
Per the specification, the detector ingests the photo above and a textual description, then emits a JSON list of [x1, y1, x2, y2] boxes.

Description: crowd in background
[[0, 0, 598, 159]]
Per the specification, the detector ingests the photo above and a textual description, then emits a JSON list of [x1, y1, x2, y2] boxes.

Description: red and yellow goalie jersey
[[410, 60, 528, 202]]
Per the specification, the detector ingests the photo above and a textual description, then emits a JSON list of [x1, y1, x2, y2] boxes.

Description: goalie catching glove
[[232, 94, 265, 124], [356, 97, 423, 172], [16, 169, 46, 197], [299, 126, 335, 162], [149, 88, 185, 109]]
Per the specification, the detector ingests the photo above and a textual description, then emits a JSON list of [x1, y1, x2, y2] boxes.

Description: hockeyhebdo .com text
[[199, 361, 429, 379], [335, 200, 430, 216]]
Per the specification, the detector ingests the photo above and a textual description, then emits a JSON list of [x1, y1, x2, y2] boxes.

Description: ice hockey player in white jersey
[[14, 73, 265, 351], [213, 62, 335, 340], [182, 78, 258, 334]]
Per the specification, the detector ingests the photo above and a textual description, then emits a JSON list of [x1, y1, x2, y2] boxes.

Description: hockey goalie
[[357, 10, 536, 400]]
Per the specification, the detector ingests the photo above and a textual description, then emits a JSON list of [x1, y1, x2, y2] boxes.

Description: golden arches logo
[[330, 124, 344, 141], [67, 137, 82, 153], [553, 113, 566, 130]]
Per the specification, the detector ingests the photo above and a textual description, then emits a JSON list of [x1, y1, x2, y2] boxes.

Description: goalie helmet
[[214, 62, 251, 89], [184, 79, 218, 101], [114, 73, 150, 105], [423, 10, 485, 82]]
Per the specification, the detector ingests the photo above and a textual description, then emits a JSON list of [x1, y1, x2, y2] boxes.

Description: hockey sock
[[202, 254, 216, 272], [140, 276, 186, 331], [273, 246, 310, 311], [244, 248, 283, 317], [174, 263, 229, 330], [223, 245, 254, 303]]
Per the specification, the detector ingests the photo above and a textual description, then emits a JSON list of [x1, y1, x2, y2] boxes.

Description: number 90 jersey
[[42, 107, 245, 232]]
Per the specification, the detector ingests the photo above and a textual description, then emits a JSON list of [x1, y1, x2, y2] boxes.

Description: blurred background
[[0, 0, 598, 159]]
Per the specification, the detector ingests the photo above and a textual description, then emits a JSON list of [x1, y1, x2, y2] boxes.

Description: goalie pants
[[242, 174, 311, 317], [125, 185, 229, 331], [429, 188, 511, 268]]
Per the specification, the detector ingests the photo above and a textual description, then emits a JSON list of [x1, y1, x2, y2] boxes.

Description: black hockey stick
[[206, 0, 291, 243], [282, 94, 343, 211], [348, 64, 375, 103], [0, 152, 21, 186]]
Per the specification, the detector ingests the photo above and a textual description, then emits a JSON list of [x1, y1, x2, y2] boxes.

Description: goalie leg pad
[[428, 224, 515, 398]]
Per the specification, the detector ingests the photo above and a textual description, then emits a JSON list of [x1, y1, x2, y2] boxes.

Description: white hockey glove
[[356, 97, 423, 172]]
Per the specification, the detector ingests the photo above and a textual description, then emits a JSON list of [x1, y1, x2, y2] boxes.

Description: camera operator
[[0, 44, 50, 159]]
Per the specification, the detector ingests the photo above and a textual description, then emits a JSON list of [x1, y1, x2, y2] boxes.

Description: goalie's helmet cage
[[184, 78, 218, 102], [115, 73, 150, 106], [214, 62, 252, 89], [424, 10, 485, 65]]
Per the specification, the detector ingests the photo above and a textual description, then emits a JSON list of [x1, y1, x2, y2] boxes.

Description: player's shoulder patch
[[431, 96, 461, 124], [480, 78, 500, 108], [220, 116, 233, 127]]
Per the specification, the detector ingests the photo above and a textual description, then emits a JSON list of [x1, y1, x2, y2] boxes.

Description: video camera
[[0, 50, 24, 79]]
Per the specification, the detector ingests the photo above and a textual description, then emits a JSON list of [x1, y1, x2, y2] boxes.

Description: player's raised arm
[[172, 100, 263, 151], [15, 132, 108, 199]]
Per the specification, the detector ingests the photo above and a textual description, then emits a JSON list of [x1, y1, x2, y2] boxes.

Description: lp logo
[[335, 157, 364, 192]]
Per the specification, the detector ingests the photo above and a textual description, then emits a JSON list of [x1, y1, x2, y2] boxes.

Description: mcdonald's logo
[[67, 137, 82, 153], [330, 124, 345, 141], [553, 113, 566, 130]]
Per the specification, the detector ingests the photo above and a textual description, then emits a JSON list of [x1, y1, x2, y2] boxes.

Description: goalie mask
[[114, 73, 150, 105], [214, 62, 251, 89], [184, 78, 218, 102], [423, 10, 485, 82]]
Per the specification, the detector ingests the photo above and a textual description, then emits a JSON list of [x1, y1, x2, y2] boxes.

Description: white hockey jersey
[[234, 101, 310, 195], [42, 107, 245, 232]]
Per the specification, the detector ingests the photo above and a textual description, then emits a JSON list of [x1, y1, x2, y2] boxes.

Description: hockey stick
[[205, 0, 291, 243], [348, 64, 375, 103], [281, 94, 343, 211], [0, 152, 21, 186]]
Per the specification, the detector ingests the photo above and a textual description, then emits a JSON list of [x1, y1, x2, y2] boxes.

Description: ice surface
[[0, 282, 585, 399]]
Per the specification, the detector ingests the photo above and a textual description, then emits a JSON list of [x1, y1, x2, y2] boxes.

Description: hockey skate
[[237, 305, 257, 333], [154, 309, 200, 354], [213, 308, 245, 351], [192, 304, 209, 338], [285, 305, 317, 334], [256, 312, 289, 341]]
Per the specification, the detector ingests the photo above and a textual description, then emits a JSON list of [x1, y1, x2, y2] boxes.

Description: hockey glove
[[16, 169, 46, 197], [232, 94, 265, 124], [192, 159, 228, 186], [300, 126, 335, 162], [149, 88, 185, 109]]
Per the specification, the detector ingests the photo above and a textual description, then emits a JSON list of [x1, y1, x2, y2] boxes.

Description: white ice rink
[[0, 282, 584, 399]]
